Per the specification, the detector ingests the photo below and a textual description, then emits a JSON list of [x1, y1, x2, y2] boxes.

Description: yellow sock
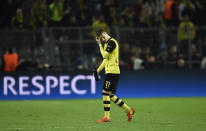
[[103, 93, 110, 119], [122, 103, 132, 113], [110, 95, 131, 113]]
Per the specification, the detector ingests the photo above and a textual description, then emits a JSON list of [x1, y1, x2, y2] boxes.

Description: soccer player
[[94, 29, 135, 123]]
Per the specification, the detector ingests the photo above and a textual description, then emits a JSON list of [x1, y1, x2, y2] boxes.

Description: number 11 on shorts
[[106, 81, 110, 89]]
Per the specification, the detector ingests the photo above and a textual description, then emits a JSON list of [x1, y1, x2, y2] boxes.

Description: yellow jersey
[[97, 38, 120, 74]]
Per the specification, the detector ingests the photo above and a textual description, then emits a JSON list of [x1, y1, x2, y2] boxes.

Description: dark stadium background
[[0, 0, 206, 72]]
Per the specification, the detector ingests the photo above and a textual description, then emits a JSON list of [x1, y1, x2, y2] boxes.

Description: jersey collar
[[106, 37, 112, 43]]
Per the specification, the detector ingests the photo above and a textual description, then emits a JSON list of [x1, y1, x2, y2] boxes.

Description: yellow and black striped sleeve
[[98, 40, 116, 59]]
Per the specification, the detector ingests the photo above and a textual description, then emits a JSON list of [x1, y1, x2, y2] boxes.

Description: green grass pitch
[[0, 97, 206, 131]]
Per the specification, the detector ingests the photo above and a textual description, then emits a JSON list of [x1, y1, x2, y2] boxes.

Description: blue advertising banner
[[0, 70, 206, 100]]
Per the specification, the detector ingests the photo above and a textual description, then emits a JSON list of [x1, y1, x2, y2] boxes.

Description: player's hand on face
[[96, 37, 101, 44]]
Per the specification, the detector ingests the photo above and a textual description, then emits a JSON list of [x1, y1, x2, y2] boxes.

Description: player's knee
[[109, 93, 114, 98], [102, 90, 108, 93], [102, 90, 114, 97], [102, 90, 110, 95]]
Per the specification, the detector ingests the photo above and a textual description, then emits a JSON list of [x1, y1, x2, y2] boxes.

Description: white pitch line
[[1, 125, 101, 130]]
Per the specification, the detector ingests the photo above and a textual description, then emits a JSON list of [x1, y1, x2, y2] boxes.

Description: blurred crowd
[[116, 38, 206, 71], [1, 0, 206, 72], [1, 48, 51, 72], [0, 0, 206, 29]]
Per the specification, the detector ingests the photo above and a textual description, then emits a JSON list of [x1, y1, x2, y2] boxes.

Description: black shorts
[[103, 74, 120, 94]]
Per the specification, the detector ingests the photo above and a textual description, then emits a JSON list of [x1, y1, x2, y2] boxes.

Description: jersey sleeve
[[98, 44, 109, 59], [97, 59, 106, 73], [106, 40, 116, 53]]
